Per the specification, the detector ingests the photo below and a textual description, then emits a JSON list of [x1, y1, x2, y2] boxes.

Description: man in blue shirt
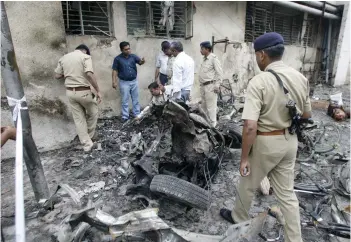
[[112, 41, 145, 122]]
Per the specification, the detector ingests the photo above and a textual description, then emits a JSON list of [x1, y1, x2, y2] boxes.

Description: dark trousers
[[159, 73, 168, 86]]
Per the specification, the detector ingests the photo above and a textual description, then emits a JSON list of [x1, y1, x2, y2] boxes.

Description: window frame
[[244, 2, 317, 47], [125, 1, 193, 39], [62, 1, 113, 37]]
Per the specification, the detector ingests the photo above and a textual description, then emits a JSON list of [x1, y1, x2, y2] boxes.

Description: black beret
[[75, 44, 90, 55], [254, 32, 284, 52], [200, 41, 212, 49]]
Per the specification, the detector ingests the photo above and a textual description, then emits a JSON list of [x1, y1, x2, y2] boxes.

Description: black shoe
[[121, 118, 129, 124], [220, 208, 235, 224]]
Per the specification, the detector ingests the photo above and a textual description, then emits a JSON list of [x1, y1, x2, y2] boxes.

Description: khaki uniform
[[199, 53, 223, 127], [232, 61, 311, 242], [55, 50, 98, 151]]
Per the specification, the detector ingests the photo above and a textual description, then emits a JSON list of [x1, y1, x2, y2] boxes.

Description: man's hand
[[112, 80, 118, 89], [240, 159, 251, 177], [96, 92, 102, 104], [159, 83, 165, 92], [140, 57, 145, 65], [1, 126, 16, 147], [213, 85, 220, 94]]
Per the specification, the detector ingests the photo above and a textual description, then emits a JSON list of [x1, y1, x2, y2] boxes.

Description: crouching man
[[135, 82, 173, 120], [55, 44, 102, 152]]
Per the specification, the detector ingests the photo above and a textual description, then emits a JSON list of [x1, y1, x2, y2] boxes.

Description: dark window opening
[[244, 2, 317, 47], [126, 1, 193, 39], [61, 1, 112, 36]]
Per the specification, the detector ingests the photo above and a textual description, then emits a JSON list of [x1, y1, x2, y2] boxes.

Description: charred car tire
[[150, 175, 210, 210]]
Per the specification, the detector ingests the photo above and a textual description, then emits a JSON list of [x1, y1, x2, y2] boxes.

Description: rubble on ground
[[1, 85, 350, 241]]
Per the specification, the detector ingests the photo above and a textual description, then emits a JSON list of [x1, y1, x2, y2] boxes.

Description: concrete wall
[[1, 1, 319, 157], [332, 2, 350, 86], [65, 1, 317, 107], [1, 2, 76, 159]]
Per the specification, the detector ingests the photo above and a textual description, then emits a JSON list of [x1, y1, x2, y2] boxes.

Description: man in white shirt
[[170, 41, 195, 102], [155, 41, 172, 85]]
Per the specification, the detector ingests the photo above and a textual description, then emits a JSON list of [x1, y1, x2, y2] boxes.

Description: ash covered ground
[[1, 85, 350, 241]]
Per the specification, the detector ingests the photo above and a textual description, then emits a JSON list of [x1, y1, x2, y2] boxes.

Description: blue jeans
[[159, 73, 168, 86], [119, 79, 140, 120], [181, 89, 190, 102]]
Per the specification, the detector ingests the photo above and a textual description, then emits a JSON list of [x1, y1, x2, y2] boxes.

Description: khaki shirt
[[242, 61, 311, 132], [55, 50, 94, 87], [199, 53, 223, 85], [167, 56, 175, 82], [151, 85, 173, 106]]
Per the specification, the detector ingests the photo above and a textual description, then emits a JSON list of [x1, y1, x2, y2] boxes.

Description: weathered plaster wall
[[1, 2, 76, 159], [65, 1, 317, 107], [332, 2, 350, 86]]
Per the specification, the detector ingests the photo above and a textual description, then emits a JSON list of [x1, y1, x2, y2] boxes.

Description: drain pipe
[[325, 20, 332, 84], [301, 1, 339, 13], [274, 1, 340, 19]]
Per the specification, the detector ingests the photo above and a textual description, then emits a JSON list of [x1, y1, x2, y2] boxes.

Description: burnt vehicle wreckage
[[125, 100, 243, 210]]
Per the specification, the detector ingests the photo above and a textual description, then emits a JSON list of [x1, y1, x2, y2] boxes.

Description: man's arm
[[155, 68, 160, 83], [83, 56, 102, 103], [155, 54, 161, 81], [213, 56, 223, 84], [240, 78, 263, 176], [55, 73, 64, 79], [112, 70, 118, 89], [171, 62, 182, 99], [86, 72, 102, 103], [302, 81, 312, 119], [135, 55, 145, 65], [1, 126, 16, 147], [54, 59, 64, 79], [212, 56, 223, 93]]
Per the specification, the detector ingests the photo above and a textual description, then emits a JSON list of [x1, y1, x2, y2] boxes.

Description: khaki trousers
[[66, 90, 98, 151], [232, 131, 302, 242], [200, 83, 218, 127]]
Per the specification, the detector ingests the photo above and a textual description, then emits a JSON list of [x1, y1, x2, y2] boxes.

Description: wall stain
[[6, 50, 19, 72]]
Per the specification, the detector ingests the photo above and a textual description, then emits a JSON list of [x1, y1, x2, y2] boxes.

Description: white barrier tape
[[7, 96, 26, 242], [7, 96, 28, 122]]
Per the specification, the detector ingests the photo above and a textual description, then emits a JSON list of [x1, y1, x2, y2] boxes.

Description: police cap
[[254, 32, 284, 52], [200, 41, 212, 49]]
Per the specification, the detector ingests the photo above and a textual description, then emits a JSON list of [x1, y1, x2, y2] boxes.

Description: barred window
[[126, 1, 193, 39], [244, 2, 316, 47], [61, 1, 113, 36]]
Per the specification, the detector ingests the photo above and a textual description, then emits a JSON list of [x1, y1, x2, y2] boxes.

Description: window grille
[[244, 2, 316, 47], [126, 1, 193, 39], [61, 1, 113, 36]]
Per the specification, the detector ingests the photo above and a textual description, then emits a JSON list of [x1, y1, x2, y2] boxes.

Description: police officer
[[199, 41, 223, 127], [220, 32, 311, 242], [55, 44, 102, 152]]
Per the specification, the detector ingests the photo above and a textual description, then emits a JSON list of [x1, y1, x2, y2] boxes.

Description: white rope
[[7, 96, 27, 242]]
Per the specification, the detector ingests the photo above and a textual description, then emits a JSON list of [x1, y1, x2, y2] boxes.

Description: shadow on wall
[[1, 97, 75, 159]]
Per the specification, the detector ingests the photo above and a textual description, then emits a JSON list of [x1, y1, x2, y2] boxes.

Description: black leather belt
[[201, 80, 215, 86], [66, 86, 90, 91]]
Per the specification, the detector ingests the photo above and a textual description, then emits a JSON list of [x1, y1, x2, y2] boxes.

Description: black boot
[[220, 208, 235, 224]]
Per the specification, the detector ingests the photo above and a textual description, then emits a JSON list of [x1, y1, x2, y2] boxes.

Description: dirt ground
[[1, 84, 350, 241]]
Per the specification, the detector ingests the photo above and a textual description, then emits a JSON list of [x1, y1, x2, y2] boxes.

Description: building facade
[[1, 1, 350, 157]]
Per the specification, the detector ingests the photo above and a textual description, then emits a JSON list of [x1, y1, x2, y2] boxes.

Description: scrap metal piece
[[172, 228, 223, 241], [43, 184, 81, 209], [189, 113, 211, 128], [220, 212, 268, 242], [72, 222, 91, 242], [109, 208, 170, 238]]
